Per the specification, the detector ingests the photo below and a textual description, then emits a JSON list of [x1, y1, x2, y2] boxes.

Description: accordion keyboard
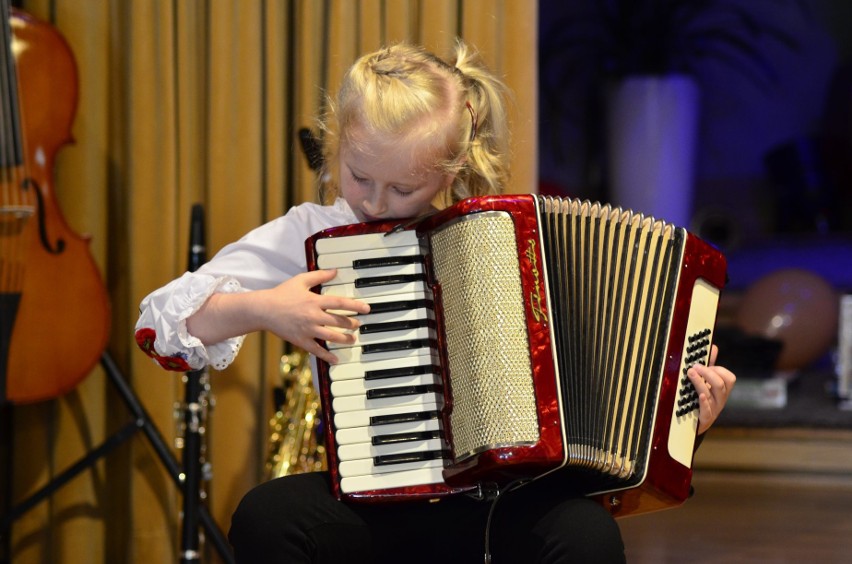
[[315, 230, 449, 493]]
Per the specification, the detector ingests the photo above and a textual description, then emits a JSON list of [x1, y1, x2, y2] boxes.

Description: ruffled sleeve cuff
[[135, 273, 246, 371]]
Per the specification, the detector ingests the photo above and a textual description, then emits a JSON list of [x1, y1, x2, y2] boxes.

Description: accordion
[[305, 194, 726, 517]]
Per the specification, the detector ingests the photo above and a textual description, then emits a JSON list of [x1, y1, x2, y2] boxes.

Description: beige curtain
[[7, 1, 537, 562]]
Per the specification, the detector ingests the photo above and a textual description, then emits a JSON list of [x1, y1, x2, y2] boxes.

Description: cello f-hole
[[26, 178, 65, 255]]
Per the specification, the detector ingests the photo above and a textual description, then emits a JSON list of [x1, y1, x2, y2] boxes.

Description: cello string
[[0, 0, 29, 294], [0, 0, 12, 293]]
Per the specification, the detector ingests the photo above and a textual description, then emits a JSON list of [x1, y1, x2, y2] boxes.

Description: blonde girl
[[137, 39, 733, 564]]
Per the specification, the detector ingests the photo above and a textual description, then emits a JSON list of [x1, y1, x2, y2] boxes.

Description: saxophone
[[265, 350, 327, 479]]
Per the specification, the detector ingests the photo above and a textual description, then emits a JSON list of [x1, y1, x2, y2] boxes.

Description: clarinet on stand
[[180, 204, 211, 564]]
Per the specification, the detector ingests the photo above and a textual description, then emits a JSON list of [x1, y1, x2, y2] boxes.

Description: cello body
[[1, 8, 110, 404]]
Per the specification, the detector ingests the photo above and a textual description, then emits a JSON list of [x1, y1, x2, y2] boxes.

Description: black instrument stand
[[0, 353, 234, 564]]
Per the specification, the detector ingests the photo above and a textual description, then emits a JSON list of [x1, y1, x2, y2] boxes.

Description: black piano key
[[372, 430, 443, 446], [360, 318, 434, 334], [367, 298, 434, 314], [355, 273, 425, 288], [374, 450, 448, 466], [370, 409, 440, 426], [353, 255, 423, 269], [362, 338, 436, 355], [364, 364, 440, 381], [365, 384, 442, 400]]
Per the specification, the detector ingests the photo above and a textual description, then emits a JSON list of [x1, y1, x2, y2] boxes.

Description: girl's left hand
[[687, 344, 737, 435]]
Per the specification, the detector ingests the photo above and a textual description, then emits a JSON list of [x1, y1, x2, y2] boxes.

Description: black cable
[[482, 479, 530, 564]]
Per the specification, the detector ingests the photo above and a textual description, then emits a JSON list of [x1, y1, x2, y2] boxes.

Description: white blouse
[[134, 198, 359, 371]]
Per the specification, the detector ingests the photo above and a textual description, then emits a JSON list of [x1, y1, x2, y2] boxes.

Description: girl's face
[[339, 128, 454, 223]]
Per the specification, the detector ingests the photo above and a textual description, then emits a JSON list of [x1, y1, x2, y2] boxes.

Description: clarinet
[[180, 204, 211, 564]]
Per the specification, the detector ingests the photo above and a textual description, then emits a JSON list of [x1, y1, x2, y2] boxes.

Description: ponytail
[[444, 39, 512, 201]]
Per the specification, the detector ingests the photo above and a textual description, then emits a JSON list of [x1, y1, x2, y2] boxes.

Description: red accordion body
[[305, 194, 726, 517]]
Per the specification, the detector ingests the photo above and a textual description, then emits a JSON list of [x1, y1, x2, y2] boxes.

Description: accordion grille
[[429, 212, 539, 461]]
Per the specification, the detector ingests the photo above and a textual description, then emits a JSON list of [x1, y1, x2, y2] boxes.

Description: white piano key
[[333, 391, 442, 414], [335, 418, 442, 446], [339, 467, 446, 493], [354, 307, 433, 327], [333, 400, 442, 429], [333, 340, 436, 365], [329, 352, 438, 382], [362, 291, 431, 307], [317, 246, 421, 270], [326, 290, 434, 318], [315, 229, 419, 255], [336, 438, 446, 462], [325, 262, 424, 286], [327, 326, 436, 350], [322, 279, 425, 299], [339, 454, 446, 478], [330, 373, 442, 398]]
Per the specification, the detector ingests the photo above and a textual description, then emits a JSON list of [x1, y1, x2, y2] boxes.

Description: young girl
[[136, 40, 735, 563]]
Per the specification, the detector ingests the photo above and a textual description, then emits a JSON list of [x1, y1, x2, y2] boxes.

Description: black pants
[[228, 471, 625, 563]]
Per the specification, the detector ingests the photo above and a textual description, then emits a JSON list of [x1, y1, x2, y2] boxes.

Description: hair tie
[[465, 100, 478, 142]]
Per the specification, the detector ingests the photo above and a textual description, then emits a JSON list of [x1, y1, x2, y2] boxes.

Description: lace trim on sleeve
[[177, 277, 246, 370], [136, 274, 248, 372]]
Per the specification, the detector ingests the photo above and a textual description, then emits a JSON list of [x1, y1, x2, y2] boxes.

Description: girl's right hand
[[259, 269, 370, 364]]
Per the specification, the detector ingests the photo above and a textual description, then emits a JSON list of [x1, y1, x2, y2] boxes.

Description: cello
[[0, 1, 110, 405]]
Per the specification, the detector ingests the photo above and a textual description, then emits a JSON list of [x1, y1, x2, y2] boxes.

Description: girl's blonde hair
[[318, 40, 512, 205]]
